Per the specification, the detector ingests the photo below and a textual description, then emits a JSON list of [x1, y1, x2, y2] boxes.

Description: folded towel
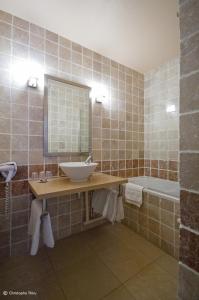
[[125, 182, 143, 207], [28, 199, 54, 255], [92, 189, 124, 223]]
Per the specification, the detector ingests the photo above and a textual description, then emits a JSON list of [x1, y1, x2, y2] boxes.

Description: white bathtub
[[128, 176, 180, 201]]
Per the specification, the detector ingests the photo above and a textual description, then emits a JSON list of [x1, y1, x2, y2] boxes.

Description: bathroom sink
[[59, 162, 98, 182]]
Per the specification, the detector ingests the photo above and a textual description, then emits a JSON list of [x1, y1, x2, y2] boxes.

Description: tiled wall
[[123, 192, 180, 258], [0, 10, 144, 256], [144, 58, 179, 181], [178, 0, 199, 298], [144, 159, 179, 181]]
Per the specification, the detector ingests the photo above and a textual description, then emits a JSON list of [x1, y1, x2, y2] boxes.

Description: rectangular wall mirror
[[44, 75, 91, 156]]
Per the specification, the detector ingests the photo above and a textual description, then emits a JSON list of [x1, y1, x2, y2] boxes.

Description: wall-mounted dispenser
[[0, 162, 17, 216]]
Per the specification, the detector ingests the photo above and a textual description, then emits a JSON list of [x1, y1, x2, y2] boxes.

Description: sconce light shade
[[166, 104, 176, 113], [95, 95, 106, 103], [27, 77, 38, 88]]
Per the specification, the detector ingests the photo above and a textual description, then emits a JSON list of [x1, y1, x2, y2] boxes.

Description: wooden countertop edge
[[28, 173, 128, 200]]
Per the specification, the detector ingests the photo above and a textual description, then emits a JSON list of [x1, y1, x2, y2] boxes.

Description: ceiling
[[0, 0, 180, 73]]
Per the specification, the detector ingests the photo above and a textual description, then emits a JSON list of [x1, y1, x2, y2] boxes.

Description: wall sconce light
[[27, 77, 38, 88], [11, 60, 43, 88], [95, 95, 106, 104], [166, 105, 176, 113], [91, 82, 108, 104]]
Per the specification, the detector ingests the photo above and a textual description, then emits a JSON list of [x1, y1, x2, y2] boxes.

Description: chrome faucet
[[85, 153, 93, 164]]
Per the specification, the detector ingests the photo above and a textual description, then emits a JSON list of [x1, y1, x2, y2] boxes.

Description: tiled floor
[[0, 224, 178, 299]]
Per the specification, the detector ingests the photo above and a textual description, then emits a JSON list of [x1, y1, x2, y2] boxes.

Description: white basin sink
[[59, 162, 98, 182]]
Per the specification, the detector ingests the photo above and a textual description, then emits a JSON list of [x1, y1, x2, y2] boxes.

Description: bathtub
[[128, 176, 180, 200], [124, 176, 180, 258]]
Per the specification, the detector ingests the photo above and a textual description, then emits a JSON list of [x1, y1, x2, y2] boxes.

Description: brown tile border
[[144, 160, 179, 182]]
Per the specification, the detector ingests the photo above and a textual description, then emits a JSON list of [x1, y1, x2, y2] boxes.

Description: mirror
[[44, 75, 91, 156]]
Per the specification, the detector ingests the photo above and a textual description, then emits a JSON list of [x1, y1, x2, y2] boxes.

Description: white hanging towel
[[28, 199, 54, 255], [116, 195, 124, 222], [92, 189, 109, 215], [42, 213, 55, 249], [125, 182, 143, 207], [102, 189, 118, 223], [92, 189, 124, 223]]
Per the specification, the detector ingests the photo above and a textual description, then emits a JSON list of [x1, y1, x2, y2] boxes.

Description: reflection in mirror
[[44, 75, 91, 156]]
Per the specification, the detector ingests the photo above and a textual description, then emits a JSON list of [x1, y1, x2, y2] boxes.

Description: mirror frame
[[44, 74, 92, 157]]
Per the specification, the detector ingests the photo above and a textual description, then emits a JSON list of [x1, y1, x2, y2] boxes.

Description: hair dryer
[[0, 162, 17, 216]]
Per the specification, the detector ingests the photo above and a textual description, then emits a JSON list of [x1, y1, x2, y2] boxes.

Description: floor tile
[[125, 262, 177, 300], [105, 223, 142, 242], [0, 223, 178, 300], [21, 275, 66, 300], [0, 249, 53, 289], [47, 232, 94, 271], [156, 254, 179, 279], [57, 255, 121, 300], [98, 243, 152, 282], [109, 224, 164, 261], [86, 225, 122, 252], [103, 286, 136, 300], [125, 234, 165, 261]]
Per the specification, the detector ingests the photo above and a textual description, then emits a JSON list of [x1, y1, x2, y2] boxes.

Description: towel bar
[[41, 198, 48, 218]]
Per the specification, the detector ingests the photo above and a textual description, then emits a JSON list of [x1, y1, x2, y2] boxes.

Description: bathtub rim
[[143, 188, 179, 202], [127, 176, 180, 202]]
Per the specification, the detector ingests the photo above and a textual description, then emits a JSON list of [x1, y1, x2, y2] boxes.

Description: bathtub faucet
[[85, 153, 93, 164]]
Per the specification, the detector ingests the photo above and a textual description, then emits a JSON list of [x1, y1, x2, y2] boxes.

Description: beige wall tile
[[161, 224, 174, 244], [13, 27, 29, 45], [12, 120, 28, 135], [148, 204, 160, 221], [29, 150, 44, 164], [161, 198, 174, 212], [0, 10, 12, 23], [45, 39, 58, 56], [30, 23, 44, 37], [161, 209, 174, 228], [29, 106, 43, 121], [29, 121, 43, 136], [12, 104, 28, 120], [29, 135, 43, 150], [46, 30, 58, 43], [12, 135, 28, 151], [30, 33, 44, 51], [0, 37, 11, 55], [0, 118, 10, 134], [0, 150, 10, 163], [72, 42, 82, 53], [0, 133, 10, 150], [59, 46, 71, 60], [0, 21, 11, 38]]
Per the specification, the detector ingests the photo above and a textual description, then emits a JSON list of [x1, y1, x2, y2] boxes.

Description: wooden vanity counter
[[29, 172, 127, 200]]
